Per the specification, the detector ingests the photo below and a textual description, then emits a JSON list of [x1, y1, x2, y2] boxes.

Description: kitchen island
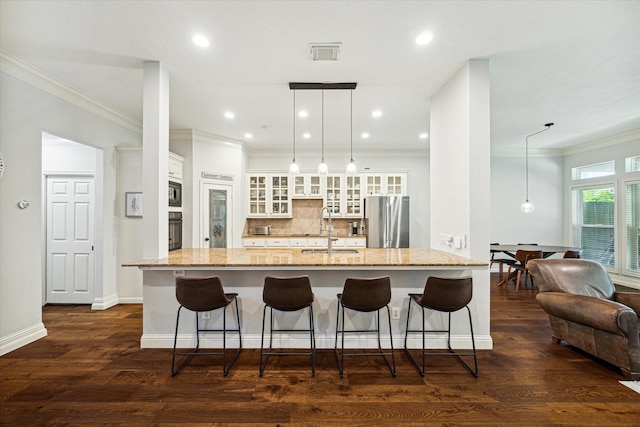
[[125, 248, 490, 350]]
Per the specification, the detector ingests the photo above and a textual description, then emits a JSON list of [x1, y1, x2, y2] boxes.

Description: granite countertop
[[242, 234, 365, 238], [123, 248, 487, 268]]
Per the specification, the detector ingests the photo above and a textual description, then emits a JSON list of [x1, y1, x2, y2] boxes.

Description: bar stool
[[260, 275, 316, 377], [404, 276, 478, 377], [172, 276, 242, 377], [334, 276, 396, 378]]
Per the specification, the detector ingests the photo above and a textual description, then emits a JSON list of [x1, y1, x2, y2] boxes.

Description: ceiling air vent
[[310, 43, 341, 61]]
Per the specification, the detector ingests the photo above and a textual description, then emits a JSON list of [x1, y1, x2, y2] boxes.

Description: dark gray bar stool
[[334, 276, 396, 378], [404, 276, 477, 377], [172, 276, 242, 377], [260, 275, 316, 377]]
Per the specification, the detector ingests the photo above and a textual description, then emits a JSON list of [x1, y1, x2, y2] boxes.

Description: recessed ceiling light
[[298, 110, 308, 118], [419, 132, 429, 139], [361, 132, 370, 139], [192, 34, 210, 48], [372, 110, 382, 118], [303, 133, 311, 139], [416, 32, 434, 46], [244, 133, 253, 139], [224, 111, 235, 119]]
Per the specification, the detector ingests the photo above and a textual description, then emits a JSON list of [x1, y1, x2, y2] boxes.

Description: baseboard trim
[[0, 322, 48, 356], [91, 293, 119, 310]]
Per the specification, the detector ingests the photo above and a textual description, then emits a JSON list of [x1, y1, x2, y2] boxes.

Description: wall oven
[[169, 180, 182, 207], [168, 212, 182, 251]]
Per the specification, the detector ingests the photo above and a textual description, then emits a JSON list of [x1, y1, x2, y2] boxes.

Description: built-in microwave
[[169, 181, 182, 207]]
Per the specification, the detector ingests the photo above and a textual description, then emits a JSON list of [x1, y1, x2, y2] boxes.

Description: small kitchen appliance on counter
[[253, 225, 271, 235]]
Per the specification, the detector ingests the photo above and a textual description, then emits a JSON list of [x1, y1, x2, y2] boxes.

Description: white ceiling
[[1, 1, 639, 154]]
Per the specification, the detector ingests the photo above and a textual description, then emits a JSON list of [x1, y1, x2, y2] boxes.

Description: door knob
[[204, 237, 210, 242]]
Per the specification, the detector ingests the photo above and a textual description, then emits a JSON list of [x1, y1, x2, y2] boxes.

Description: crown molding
[[170, 129, 247, 152], [561, 128, 640, 156], [490, 148, 563, 158], [0, 50, 142, 134]]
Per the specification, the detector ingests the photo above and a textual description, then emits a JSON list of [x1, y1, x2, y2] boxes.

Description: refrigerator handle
[[385, 202, 391, 248]]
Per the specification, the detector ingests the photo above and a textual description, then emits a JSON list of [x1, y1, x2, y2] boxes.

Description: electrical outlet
[[202, 311, 210, 320], [392, 307, 400, 320]]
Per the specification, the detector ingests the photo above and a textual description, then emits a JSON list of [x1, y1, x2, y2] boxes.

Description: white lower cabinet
[[242, 238, 266, 247], [242, 237, 366, 248], [266, 238, 289, 247]]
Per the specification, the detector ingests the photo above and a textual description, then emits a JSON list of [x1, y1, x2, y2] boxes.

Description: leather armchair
[[528, 258, 640, 379]]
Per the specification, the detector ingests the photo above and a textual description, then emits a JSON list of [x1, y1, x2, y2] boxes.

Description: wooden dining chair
[[506, 250, 543, 291], [563, 250, 581, 258], [490, 243, 517, 281]]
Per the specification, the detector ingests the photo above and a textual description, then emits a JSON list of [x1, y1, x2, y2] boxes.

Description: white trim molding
[[0, 322, 47, 356], [0, 50, 142, 135]]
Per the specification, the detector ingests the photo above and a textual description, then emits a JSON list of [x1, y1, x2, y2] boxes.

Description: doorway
[[201, 181, 233, 248], [42, 133, 101, 305]]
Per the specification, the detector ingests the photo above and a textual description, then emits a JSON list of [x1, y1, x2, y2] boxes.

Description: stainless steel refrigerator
[[364, 196, 410, 248]]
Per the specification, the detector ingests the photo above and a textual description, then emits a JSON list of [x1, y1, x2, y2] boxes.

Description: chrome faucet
[[319, 206, 334, 255]]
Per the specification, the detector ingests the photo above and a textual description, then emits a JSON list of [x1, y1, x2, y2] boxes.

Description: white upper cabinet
[[292, 174, 323, 198], [364, 173, 406, 196], [168, 152, 184, 182], [345, 175, 363, 217], [247, 174, 292, 218], [270, 175, 291, 217], [247, 172, 405, 219], [247, 174, 268, 217]]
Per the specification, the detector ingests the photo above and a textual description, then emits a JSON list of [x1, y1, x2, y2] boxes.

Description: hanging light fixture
[[288, 90, 300, 175], [521, 122, 554, 213], [317, 89, 328, 174], [346, 89, 357, 175]]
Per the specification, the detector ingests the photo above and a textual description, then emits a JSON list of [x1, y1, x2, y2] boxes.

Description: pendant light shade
[[318, 89, 328, 174], [521, 122, 553, 213], [345, 89, 357, 175], [288, 90, 300, 175]]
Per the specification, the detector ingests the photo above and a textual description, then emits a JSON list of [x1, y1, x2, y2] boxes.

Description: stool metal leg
[[259, 304, 316, 377], [404, 298, 478, 377], [334, 302, 396, 378]]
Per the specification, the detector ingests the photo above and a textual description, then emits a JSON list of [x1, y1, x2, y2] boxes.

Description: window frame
[[569, 180, 618, 273], [622, 178, 640, 278]]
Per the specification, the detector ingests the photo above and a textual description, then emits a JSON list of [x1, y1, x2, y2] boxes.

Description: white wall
[[246, 151, 430, 247], [116, 148, 144, 302], [190, 133, 247, 249], [490, 154, 564, 245], [0, 70, 140, 355]]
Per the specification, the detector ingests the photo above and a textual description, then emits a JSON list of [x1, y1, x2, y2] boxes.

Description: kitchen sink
[[301, 249, 359, 254]]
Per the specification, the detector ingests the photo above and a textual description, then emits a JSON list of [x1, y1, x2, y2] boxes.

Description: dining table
[[490, 244, 581, 259], [490, 244, 582, 287]]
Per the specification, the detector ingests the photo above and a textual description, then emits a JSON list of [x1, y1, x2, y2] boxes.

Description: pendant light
[[288, 89, 300, 175], [521, 122, 554, 213], [317, 89, 328, 174], [345, 89, 357, 175]]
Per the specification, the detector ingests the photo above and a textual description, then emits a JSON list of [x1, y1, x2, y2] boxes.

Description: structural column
[[429, 59, 491, 346], [142, 61, 169, 259]]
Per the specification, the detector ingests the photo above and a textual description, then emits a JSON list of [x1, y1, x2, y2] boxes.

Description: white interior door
[[46, 175, 95, 303], [201, 181, 233, 248]]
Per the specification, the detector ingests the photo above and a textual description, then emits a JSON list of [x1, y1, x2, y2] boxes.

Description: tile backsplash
[[245, 199, 364, 237]]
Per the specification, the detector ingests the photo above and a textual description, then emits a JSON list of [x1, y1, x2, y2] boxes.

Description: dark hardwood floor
[[2, 274, 639, 426]]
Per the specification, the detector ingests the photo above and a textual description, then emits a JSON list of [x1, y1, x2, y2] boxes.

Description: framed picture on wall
[[125, 192, 143, 217]]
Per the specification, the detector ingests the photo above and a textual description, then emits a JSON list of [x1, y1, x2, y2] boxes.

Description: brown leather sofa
[[528, 258, 640, 379]]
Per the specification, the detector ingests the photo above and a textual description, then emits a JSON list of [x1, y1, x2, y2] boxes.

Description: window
[[626, 156, 640, 173], [625, 181, 640, 275], [572, 161, 615, 180], [571, 185, 616, 270]]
